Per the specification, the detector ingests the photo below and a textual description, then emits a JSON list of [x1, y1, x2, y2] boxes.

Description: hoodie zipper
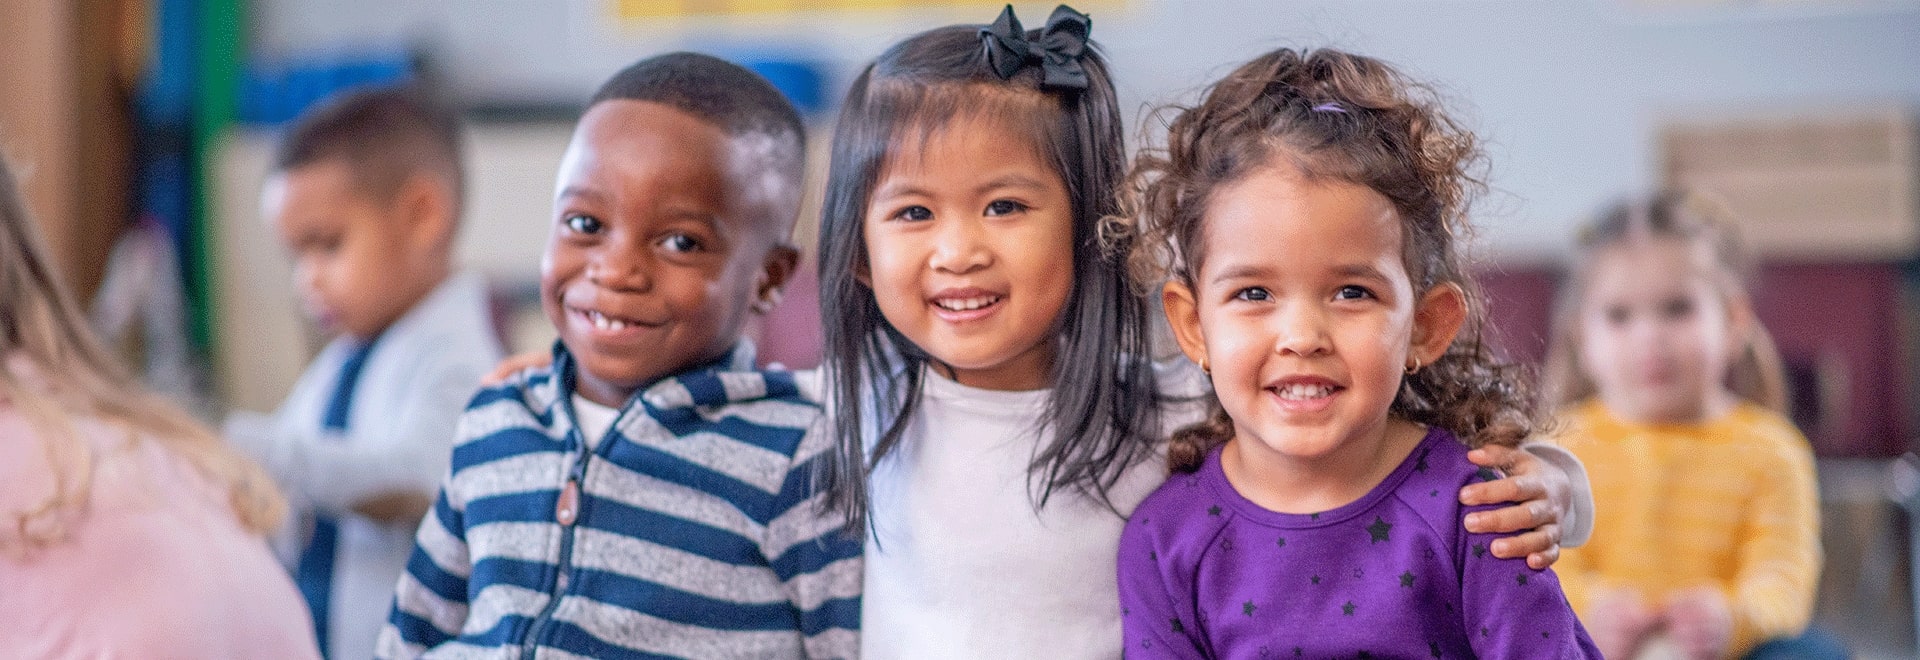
[[519, 397, 625, 660]]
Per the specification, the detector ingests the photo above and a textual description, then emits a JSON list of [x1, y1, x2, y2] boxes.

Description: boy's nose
[[587, 247, 653, 291]]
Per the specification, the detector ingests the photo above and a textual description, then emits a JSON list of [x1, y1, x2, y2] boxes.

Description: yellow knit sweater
[[1555, 399, 1821, 658]]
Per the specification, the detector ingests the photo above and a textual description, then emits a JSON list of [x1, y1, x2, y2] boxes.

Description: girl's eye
[[1235, 287, 1272, 302], [984, 199, 1027, 216], [565, 214, 603, 235], [1604, 305, 1630, 326], [893, 205, 933, 222], [659, 232, 702, 253], [1334, 285, 1373, 301], [1659, 297, 1694, 320]]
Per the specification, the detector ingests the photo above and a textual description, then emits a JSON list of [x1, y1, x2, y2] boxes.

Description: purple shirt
[[1118, 428, 1600, 659]]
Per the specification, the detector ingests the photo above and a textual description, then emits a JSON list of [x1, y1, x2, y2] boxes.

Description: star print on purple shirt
[[1117, 428, 1600, 659]]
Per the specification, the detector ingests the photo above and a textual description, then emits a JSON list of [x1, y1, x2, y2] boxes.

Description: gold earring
[[1199, 356, 1211, 375], [1405, 355, 1422, 375]]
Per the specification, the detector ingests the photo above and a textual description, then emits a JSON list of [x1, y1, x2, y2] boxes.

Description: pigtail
[[1730, 318, 1790, 415], [1167, 399, 1233, 474]]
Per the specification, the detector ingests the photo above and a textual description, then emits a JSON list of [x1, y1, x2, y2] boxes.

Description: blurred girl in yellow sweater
[[1545, 190, 1839, 660]]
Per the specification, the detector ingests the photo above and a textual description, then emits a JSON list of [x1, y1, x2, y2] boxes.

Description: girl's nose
[[1273, 304, 1333, 357], [929, 217, 992, 275]]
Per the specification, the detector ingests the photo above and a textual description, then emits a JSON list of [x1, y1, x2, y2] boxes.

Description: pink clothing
[[0, 406, 320, 659]]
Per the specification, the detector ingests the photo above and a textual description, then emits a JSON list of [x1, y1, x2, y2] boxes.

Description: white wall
[[250, 0, 1920, 260]]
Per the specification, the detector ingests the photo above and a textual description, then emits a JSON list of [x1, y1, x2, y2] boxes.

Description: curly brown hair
[[1108, 47, 1540, 472]]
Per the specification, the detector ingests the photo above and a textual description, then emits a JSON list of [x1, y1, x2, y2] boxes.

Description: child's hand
[[1586, 587, 1659, 659], [352, 490, 434, 525], [1460, 444, 1571, 568], [483, 350, 552, 385], [1663, 587, 1733, 660]]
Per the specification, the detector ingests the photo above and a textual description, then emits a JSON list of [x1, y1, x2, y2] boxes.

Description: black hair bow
[[980, 4, 1092, 91]]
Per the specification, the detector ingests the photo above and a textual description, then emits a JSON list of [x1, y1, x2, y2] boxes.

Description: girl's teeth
[[936, 296, 1000, 311], [1276, 384, 1335, 400]]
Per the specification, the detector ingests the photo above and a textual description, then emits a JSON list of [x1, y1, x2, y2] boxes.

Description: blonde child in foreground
[[1547, 191, 1841, 660], [0, 156, 319, 657]]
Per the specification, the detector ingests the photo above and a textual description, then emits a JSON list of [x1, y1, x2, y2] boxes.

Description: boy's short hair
[[590, 53, 806, 226], [273, 85, 465, 218]]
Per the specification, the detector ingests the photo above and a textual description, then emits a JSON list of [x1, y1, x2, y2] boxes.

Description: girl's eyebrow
[[975, 173, 1049, 195], [1210, 263, 1274, 284], [1332, 264, 1391, 282], [1209, 263, 1392, 285], [870, 180, 931, 202]]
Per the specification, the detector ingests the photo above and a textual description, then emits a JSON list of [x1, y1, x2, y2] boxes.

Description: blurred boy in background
[[225, 85, 503, 660]]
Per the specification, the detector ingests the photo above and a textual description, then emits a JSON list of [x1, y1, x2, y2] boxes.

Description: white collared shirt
[[225, 271, 502, 660]]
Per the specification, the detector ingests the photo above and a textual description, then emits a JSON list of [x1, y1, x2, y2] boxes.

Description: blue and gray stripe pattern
[[378, 342, 861, 659]]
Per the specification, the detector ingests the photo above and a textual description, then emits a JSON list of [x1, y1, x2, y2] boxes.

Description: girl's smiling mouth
[[1264, 374, 1344, 413], [928, 287, 1006, 322]]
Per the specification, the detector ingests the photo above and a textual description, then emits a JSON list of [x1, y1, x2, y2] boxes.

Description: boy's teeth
[[1276, 383, 1335, 400], [935, 296, 1000, 311], [588, 310, 630, 331]]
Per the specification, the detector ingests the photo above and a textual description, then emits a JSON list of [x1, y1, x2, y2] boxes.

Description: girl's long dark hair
[[1117, 47, 1539, 472], [816, 17, 1162, 534]]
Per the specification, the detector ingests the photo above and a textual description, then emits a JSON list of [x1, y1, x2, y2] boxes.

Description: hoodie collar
[[551, 339, 793, 413]]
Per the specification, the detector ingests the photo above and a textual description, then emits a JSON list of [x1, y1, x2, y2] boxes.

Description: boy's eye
[[1234, 287, 1272, 302], [305, 236, 342, 255], [659, 232, 702, 253], [984, 199, 1027, 216], [1334, 285, 1374, 301], [892, 205, 933, 222], [565, 214, 604, 235]]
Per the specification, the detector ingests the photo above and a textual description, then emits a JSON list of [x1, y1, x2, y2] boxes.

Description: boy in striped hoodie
[[378, 53, 860, 659]]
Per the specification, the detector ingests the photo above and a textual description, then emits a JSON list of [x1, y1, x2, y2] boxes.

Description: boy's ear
[[1162, 280, 1210, 373], [753, 244, 801, 314], [1410, 282, 1467, 368], [395, 173, 456, 250]]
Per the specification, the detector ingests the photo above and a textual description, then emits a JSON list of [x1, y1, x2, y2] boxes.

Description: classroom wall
[[248, 0, 1920, 259]]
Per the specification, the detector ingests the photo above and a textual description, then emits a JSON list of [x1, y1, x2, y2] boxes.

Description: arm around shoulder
[[762, 418, 863, 659]]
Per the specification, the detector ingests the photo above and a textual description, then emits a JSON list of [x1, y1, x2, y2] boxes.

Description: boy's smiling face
[[543, 100, 796, 407]]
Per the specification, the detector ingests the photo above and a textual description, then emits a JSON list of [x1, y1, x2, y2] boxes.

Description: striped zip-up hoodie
[[377, 342, 861, 659]]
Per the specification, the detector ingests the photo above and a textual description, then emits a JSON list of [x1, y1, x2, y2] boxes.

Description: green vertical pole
[[189, 0, 242, 350]]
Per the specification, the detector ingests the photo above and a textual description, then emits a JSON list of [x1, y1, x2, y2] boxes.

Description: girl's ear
[[1410, 282, 1467, 367], [753, 244, 801, 314], [1162, 280, 1210, 372]]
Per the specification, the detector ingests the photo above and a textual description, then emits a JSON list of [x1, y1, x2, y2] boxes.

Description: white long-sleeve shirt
[[226, 271, 502, 660]]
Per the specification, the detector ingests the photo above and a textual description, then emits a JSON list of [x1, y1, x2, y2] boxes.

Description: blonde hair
[[1543, 189, 1789, 414], [1, 156, 286, 552]]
